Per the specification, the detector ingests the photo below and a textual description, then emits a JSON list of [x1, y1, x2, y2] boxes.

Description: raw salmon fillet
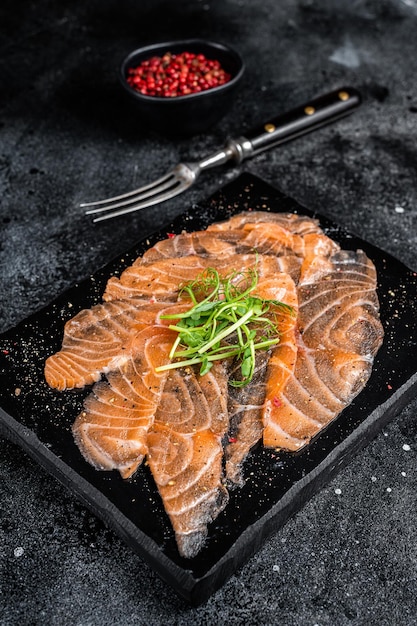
[[263, 250, 384, 450], [206, 211, 323, 235], [142, 231, 239, 263], [147, 425, 228, 559], [103, 254, 288, 302], [97, 212, 328, 304], [225, 351, 270, 486], [45, 209, 384, 559], [45, 300, 189, 391], [138, 214, 336, 285], [148, 361, 229, 558], [225, 272, 299, 486], [72, 325, 176, 478], [142, 224, 306, 262], [45, 300, 168, 390], [154, 362, 229, 436]]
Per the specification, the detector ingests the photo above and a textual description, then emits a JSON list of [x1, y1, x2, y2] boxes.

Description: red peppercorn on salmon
[[45, 211, 384, 558]]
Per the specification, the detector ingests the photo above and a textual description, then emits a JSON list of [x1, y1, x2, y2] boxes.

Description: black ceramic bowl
[[120, 39, 245, 136]]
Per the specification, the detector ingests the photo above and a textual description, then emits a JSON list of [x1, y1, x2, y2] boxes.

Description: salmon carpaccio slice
[[103, 254, 290, 301], [225, 273, 299, 486], [263, 250, 384, 451], [139, 214, 336, 286], [154, 362, 229, 436], [141, 212, 323, 268], [72, 325, 176, 478], [141, 235, 303, 285], [45, 298, 167, 391], [140, 212, 328, 271], [142, 224, 308, 263], [44, 300, 187, 391], [206, 210, 323, 236], [147, 425, 228, 559], [147, 361, 229, 558]]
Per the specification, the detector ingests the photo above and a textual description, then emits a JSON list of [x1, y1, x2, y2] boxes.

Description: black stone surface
[[0, 0, 416, 623]]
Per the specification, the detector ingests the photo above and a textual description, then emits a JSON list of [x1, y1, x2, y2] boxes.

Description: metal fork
[[82, 87, 361, 222]]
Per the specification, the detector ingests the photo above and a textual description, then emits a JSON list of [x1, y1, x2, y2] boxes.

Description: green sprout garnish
[[155, 266, 294, 387]]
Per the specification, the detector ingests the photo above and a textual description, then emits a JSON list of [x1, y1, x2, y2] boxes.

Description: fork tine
[[91, 180, 190, 223], [80, 170, 176, 209], [84, 174, 181, 215]]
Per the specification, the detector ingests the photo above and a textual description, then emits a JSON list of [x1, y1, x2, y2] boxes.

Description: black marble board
[[0, 173, 416, 606]]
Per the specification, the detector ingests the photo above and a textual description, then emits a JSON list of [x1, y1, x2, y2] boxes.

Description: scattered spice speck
[[14, 547, 24, 558], [272, 564, 280, 572], [386, 487, 392, 493], [371, 476, 377, 482], [14, 388, 21, 396], [401, 472, 407, 477]]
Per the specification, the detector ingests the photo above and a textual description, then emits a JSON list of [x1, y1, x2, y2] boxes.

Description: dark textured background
[[1, 0, 416, 624]]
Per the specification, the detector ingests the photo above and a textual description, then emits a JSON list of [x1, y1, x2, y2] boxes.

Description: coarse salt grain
[[371, 476, 377, 482], [334, 488, 342, 495], [386, 487, 392, 493], [401, 472, 406, 477], [14, 547, 24, 558], [402, 444, 411, 451], [394, 206, 405, 213]]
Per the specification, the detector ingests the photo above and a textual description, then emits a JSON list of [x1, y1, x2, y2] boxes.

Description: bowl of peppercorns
[[120, 39, 245, 136]]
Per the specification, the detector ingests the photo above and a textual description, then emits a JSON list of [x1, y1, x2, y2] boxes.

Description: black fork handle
[[239, 87, 361, 157]]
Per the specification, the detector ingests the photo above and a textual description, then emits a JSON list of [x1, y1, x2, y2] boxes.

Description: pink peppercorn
[[126, 51, 231, 98]]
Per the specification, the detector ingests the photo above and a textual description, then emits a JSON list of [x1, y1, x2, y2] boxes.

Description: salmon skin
[[45, 210, 384, 558]]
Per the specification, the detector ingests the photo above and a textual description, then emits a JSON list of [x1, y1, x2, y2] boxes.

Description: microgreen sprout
[[155, 267, 294, 386]]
